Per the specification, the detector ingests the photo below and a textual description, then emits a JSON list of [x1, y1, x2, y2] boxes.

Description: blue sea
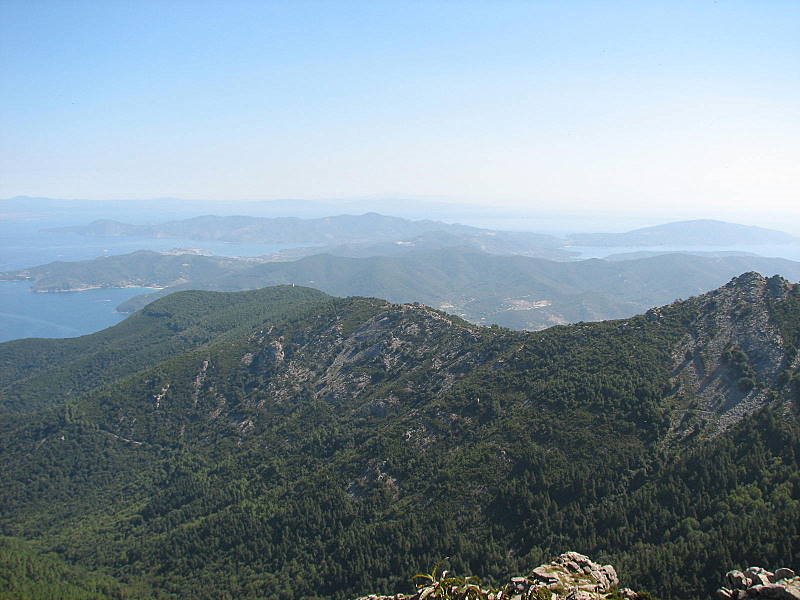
[[0, 217, 304, 342], [0, 280, 154, 343]]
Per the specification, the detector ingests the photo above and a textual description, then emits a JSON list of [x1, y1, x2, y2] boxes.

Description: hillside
[[1, 275, 798, 599], [569, 220, 797, 247], [0, 286, 332, 413], [6, 248, 800, 331]]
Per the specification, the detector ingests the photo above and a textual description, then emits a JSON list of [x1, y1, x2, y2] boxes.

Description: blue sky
[[1, 1, 798, 223]]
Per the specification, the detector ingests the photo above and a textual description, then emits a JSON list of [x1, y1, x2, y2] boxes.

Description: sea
[[0, 218, 301, 343]]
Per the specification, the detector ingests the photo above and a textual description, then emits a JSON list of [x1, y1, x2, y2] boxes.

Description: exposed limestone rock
[[152, 382, 170, 409], [354, 552, 627, 600], [192, 359, 209, 406], [268, 338, 285, 364], [667, 273, 790, 441]]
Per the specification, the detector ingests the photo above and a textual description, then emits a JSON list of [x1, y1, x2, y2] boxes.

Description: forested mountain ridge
[[1, 274, 798, 600], [6, 247, 800, 331], [0, 286, 332, 414]]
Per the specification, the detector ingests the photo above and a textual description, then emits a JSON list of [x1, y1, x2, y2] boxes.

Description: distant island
[[567, 219, 798, 247]]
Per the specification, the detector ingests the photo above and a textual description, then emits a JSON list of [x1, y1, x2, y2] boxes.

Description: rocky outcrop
[[355, 552, 633, 600], [716, 567, 799, 600], [356, 556, 800, 600], [668, 273, 791, 440]]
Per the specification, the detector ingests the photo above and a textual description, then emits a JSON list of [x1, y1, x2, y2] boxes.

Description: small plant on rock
[[413, 561, 485, 600]]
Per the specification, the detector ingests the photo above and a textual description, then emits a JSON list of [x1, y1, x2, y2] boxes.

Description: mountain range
[[1, 274, 798, 599], [48, 215, 800, 259], [6, 247, 800, 330]]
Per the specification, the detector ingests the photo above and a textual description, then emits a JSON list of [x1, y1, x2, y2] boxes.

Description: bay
[[0, 280, 154, 343], [0, 219, 308, 341]]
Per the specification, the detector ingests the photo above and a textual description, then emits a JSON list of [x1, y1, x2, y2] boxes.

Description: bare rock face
[[668, 273, 793, 440], [355, 552, 627, 600], [717, 566, 800, 600]]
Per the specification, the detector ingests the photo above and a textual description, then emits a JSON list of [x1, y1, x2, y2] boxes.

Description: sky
[[1, 1, 798, 225]]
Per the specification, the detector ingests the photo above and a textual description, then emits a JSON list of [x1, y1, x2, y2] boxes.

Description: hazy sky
[[1, 1, 798, 223]]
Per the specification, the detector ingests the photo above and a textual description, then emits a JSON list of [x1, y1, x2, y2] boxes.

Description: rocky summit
[[357, 557, 800, 600], [356, 552, 633, 600]]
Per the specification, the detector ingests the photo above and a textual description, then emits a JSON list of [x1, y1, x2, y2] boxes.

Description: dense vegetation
[[0, 286, 332, 413], [0, 537, 130, 600], [1, 276, 798, 599]]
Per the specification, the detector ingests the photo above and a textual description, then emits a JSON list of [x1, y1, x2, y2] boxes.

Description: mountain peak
[[355, 552, 628, 600], [725, 270, 768, 288], [663, 271, 798, 440]]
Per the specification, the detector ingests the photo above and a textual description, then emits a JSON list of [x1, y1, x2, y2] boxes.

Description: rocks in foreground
[[716, 567, 799, 600], [356, 552, 635, 600], [356, 554, 800, 600]]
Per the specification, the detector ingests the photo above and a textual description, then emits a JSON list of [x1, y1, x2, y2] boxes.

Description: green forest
[[1, 276, 798, 599]]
